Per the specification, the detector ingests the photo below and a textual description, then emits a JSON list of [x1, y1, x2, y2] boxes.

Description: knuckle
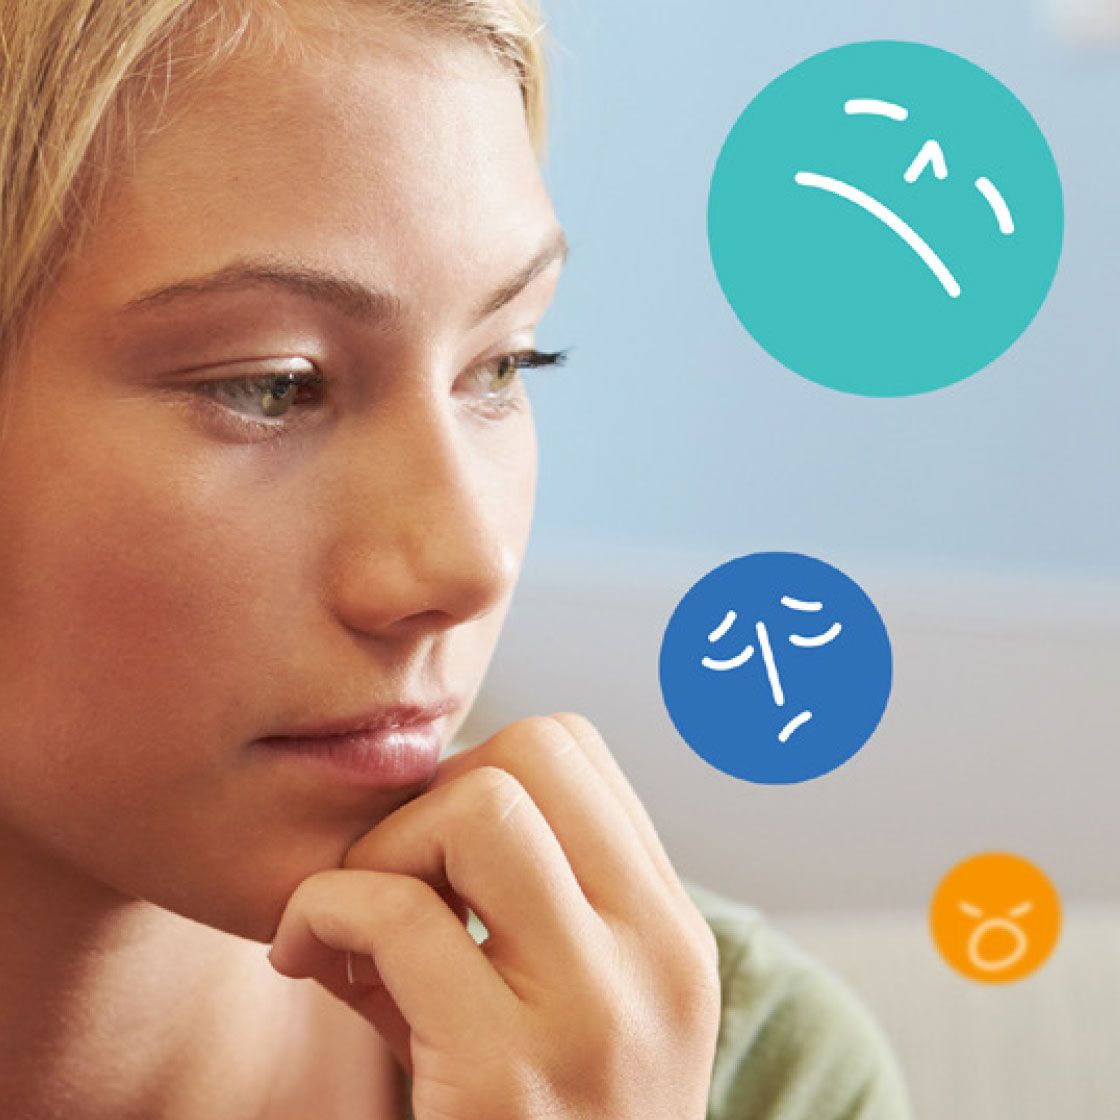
[[669, 939, 724, 1023], [494, 713, 583, 767], [286, 866, 346, 912], [670, 894, 723, 971], [499, 713, 568, 748], [377, 872, 436, 939], [468, 712, 606, 778], [685, 909, 722, 972], [489, 778, 531, 826], [642, 914, 723, 1015], [683, 942, 723, 1002], [703, 922, 721, 969], [490, 715, 551, 742], [545, 710, 603, 744], [545, 713, 624, 777], [281, 869, 362, 945], [467, 764, 530, 823]]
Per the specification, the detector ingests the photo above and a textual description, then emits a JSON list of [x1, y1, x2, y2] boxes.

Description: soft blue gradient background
[[525, 0, 1118, 581]]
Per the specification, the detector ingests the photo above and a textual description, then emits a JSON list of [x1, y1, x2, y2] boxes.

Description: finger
[[543, 712, 717, 950], [416, 714, 684, 932], [346, 876, 472, 983], [342, 763, 613, 998], [268, 867, 521, 1060], [539, 712, 700, 910], [268, 881, 472, 1077], [275, 878, 472, 993], [271, 924, 416, 1076]]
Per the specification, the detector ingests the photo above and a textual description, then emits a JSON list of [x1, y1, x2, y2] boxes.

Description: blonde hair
[[0, 0, 549, 390]]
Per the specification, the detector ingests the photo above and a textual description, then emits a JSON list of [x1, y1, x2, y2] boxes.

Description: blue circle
[[659, 552, 893, 784]]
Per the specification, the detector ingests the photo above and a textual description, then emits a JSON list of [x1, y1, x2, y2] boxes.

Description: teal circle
[[707, 40, 1065, 397]]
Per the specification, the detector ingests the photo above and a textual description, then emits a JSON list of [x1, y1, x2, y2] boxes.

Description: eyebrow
[[116, 227, 569, 328]]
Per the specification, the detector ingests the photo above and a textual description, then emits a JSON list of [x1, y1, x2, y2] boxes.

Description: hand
[[266, 712, 722, 1120]]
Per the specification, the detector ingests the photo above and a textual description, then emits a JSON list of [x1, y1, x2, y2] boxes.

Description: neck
[[0, 824, 295, 1120]]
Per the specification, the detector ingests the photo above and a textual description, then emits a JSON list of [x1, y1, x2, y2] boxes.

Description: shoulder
[[681, 878, 913, 1120]]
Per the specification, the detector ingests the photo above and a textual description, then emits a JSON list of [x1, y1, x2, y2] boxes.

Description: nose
[[755, 620, 786, 707], [323, 386, 527, 638]]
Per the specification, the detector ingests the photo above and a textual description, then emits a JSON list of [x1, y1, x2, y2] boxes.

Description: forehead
[[69, 21, 555, 331]]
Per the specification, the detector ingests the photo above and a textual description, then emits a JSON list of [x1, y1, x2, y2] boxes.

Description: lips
[[265, 696, 461, 740], [256, 699, 459, 790]]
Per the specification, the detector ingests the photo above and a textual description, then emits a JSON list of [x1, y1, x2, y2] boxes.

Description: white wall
[[458, 542, 1120, 913]]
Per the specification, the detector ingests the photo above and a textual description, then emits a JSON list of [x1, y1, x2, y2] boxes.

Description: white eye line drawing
[[905, 139, 949, 183], [790, 622, 843, 647], [845, 98, 909, 121], [957, 898, 1035, 972], [960, 899, 1033, 920], [794, 171, 963, 298], [976, 176, 1015, 234], [707, 608, 737, 642], [701, 609, 755, 670], [780, 595, 823, 611]]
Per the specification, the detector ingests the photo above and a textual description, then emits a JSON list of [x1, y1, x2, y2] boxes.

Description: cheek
[[0, 432, 268, 759], [0, 433, 349, 937], [0, 398, 301, 858]]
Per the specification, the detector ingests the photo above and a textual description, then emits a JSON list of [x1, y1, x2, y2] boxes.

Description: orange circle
[[929, 851, 1061, 983]]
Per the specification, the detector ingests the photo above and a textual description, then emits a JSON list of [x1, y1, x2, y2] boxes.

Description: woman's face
[[0, 22, 563, 941]]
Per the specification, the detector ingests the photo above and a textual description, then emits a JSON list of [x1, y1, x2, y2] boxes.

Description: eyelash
[[191, 348, 569, 438]]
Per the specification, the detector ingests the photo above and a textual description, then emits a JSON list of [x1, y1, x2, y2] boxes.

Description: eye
[[188, 357, 327, 437], [466, 348, 569, 417]]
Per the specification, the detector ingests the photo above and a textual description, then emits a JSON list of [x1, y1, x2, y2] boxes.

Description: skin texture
[[0, 13, 721, 1120], [274, 711, 725, 1120]]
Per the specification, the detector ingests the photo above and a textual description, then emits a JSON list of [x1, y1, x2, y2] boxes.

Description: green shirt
[[403, 877, 913, 1119], [682, 879, 913, 1119]]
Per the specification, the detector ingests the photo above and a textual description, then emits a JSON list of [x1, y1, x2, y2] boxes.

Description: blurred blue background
[[465, 8, 1120, 1110], [526, 0, 1118, 580]]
